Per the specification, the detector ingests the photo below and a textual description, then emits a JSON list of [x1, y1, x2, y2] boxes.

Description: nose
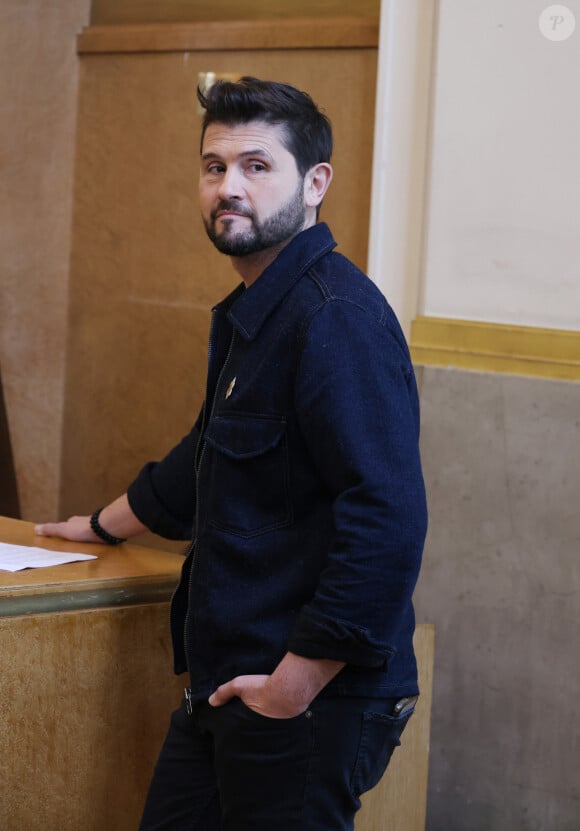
[[217, 165, 244, 201]]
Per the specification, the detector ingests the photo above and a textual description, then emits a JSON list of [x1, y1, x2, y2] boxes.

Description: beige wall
[[368, 0, 580, 337], [0, 0, 90, 521], [421, 0, 580, 330]]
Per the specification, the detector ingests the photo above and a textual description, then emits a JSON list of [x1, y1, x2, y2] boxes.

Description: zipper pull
[[184, 687, 194, 716]]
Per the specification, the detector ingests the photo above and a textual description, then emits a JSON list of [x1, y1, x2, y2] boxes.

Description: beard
[[203, 183, 306, 257]]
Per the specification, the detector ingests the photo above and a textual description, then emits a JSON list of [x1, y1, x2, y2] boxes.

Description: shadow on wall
[[0, 370, 20, 518]]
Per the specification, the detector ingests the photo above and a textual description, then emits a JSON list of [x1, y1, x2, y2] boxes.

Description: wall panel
[[90, 0, 380, 25], [0, 0, 91, 522], [414, 366, 580, 830], [61, 37, 377, 521], [0, 603, 183, 830]]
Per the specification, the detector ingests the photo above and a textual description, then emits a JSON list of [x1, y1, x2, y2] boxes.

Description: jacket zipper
[[169, 308, 216, 675], [182, 313, 237, 677]]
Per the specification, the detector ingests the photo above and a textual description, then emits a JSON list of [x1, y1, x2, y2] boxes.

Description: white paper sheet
[[0, 542, 98, 572]]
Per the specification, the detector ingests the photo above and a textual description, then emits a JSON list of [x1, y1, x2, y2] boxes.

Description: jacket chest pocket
[[203, 415, 291, 538]]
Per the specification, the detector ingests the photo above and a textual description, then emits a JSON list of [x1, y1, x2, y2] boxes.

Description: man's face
[[199, 121, 307, 257]]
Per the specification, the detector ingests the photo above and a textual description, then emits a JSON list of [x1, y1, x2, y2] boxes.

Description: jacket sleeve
[[126, 421, 200, 540], [287, 299, 428, 668]]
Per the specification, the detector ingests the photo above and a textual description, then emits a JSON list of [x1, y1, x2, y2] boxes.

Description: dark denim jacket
[[128, 223, 427, 702]]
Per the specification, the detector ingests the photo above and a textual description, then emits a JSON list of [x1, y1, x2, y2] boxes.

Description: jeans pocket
[[230, 697, 312, 727], [350, 709, 413, 797], [209, 699, 315, 828]]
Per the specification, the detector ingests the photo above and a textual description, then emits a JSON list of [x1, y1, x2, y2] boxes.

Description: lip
[[216, 211, 249, 220]]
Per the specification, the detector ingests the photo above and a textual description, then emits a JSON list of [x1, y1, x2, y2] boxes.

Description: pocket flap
[[204, 415, 286, 460]]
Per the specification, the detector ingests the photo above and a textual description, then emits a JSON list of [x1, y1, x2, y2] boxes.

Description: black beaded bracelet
[[90, 508, 127, 546]]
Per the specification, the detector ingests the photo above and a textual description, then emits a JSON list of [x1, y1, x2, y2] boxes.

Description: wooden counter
[[0, 516, 185, 831], [0, 516, 433, 830], [0, 514, 184, 616]]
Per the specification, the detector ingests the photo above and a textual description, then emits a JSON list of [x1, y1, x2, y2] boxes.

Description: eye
[[205, 162, 225, 175], [247, 161, 267, 173]]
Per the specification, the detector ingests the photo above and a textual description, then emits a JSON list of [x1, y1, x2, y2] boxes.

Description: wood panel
[[0, 606, 432, 830], [78, 18, 379, 53], [61, 46, 378, 519], [0, 516, 183, 830], [0, 0, 90, 524], [0, 604, 183, 831], [90, 0, 380, 25], [357, 625, 435, 831]]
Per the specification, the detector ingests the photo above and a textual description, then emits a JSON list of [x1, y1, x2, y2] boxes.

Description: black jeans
[[138, 693, 414, 831]]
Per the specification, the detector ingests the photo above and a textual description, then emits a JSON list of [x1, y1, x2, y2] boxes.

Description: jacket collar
[[215, 223, 337, 342]]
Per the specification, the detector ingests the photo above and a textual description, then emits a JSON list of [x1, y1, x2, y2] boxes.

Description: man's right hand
[[34, 493, 147, 543], [34, 515, 100, 543]]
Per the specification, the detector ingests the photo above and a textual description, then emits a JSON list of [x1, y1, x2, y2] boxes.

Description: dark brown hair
[[198, 76, 333, 176]]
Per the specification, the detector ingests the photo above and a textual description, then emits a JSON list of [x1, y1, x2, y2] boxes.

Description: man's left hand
[[208, 674, 306, 719], [208, 652, 346, 719]]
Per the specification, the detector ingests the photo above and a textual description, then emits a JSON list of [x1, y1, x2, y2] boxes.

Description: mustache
[[211, 200, 254, 221]]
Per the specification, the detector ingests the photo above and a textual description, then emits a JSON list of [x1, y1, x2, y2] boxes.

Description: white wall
[[421, 0, 580, 330]]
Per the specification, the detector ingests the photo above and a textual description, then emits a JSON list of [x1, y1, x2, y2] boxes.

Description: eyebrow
[[201, 149, 273, 162]]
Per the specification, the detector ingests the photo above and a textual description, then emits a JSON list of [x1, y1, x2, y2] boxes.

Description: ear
[[303, 163, 333, 209]]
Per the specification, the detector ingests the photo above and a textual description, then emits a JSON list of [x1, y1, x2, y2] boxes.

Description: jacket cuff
[[127, 463, 192, 540], [287, 606, 394, 669]]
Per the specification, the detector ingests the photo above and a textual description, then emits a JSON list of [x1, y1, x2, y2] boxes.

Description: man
[[36, 77, 428, 831]]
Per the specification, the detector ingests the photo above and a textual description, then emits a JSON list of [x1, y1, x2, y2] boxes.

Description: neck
[[232, 217, 316, 288], [230, 241, 289, 287]]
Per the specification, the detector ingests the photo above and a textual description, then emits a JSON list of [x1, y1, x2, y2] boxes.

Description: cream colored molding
[[411, 317, 580, 382], [367, 0, 437, 339]]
